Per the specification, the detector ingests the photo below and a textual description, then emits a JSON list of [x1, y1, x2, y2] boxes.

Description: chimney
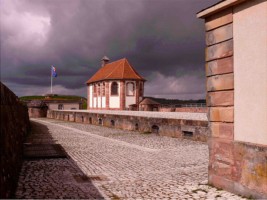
[[101, 56, 110, 67]]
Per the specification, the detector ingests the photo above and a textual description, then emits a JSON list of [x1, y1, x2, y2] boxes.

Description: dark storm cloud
[[1, 0, 220, 98]]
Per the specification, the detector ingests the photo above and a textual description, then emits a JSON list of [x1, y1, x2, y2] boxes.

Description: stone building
[[43, 99, 82, 110], [27, 100, 48, 118], [139, 98, 160, 111], [197, 0, 267, 198], [86, 57, 146, 110]]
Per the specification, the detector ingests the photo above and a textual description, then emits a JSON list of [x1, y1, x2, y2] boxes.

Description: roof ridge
[[121, 58, 126, 78], [105, 59, 124, 79], [125, 59, 143, 79]]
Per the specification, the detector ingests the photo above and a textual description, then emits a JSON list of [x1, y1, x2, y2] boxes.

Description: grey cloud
[[1, 0, 220, 99]]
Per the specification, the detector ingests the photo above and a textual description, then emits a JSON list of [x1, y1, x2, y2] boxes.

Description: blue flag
[[51, 66, 57, 77]]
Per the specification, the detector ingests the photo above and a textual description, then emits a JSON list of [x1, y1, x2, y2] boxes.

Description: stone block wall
[[28, 107, 48, 118], [175, 107, 208, 113], [47, 110, 208, 142], [203, 6, 267, 199], [0, 82, 30, 198]]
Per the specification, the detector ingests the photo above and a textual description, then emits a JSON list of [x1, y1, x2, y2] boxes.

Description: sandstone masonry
[[0, 82, 30, 198]]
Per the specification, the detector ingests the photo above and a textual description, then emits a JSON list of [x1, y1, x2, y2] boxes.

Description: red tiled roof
[[86, 58, 145, 84], [139, 98, 160, 105]]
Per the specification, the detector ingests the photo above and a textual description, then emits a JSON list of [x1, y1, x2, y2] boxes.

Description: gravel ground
[[16, 118, 245, 200], [55, 109, 208, 121]]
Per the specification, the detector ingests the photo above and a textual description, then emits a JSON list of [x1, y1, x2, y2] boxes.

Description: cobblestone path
[[16, 118, 245, 199]]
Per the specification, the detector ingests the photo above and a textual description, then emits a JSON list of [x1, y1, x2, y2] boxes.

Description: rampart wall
[[47, 110, 208, 142], [0, 82, 30, 198]]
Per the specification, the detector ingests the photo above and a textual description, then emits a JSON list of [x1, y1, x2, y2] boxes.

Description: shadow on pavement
[[16, 120, 104, 199]]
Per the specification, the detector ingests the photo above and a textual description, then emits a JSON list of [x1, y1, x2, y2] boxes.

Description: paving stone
[[16, 118, 245, 199]]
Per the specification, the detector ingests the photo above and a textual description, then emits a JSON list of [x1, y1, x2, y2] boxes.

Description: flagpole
[[51, 67, 53, 94]]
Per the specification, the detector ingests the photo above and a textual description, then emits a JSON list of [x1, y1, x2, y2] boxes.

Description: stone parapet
[[0, 82, 30, 198], [47, 110, 209, 142]]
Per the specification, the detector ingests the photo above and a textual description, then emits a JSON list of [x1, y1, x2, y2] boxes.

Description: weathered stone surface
[[206, 56, 233, 76], [0, 82, 30, 198], [209, 138, 234, 165], [47, 110, 209, 142], [205, 8, 233, 31], [210, 122, 234, 139], [208, 107, 234, 122], [206, 23, 233, 46], [207, 73, 234, 92], [209, 140, 267, 199], [206, 39, 233, 61], [234, 142, 267, 196], [207, 90, 234, 106], [175, 107, 208, 113], [16, 118, 245, 200]]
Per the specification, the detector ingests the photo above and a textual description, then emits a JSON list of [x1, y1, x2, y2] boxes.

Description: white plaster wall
[[93, 97, 97, 108], [234, 0, 267, 145], [48, 103, 80, 110], [89, 85, 93, 108], [97, 97, 101, 108], [109, 81, 120, 108], [101, 97, 106, 108], [126, 96, 136, 108]]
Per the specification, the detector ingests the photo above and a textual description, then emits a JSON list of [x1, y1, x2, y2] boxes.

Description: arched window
[[93, 84, 97, 95], [102, 83, 105, 96], [111, 82, 118, 95], [58, 104, 64, 110], [126, 82, 135, 96], [97, 83, 101, 96]]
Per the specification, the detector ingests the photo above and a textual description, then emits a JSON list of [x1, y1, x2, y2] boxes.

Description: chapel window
[[97, 83, 101, 96], [93, 84, 97, 95], [102, 83, 105, 96], [111, 82, 118, 95], [126, 82, 135, 96]]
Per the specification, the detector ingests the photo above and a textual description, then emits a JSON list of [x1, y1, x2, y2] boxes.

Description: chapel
[[86, 56, 146, 110]]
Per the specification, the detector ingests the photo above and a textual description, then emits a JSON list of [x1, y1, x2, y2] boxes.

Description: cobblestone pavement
[[16, 118, 245, 199]]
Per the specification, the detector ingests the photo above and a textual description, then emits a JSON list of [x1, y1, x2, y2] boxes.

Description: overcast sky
[[1, 0, 220, 99]]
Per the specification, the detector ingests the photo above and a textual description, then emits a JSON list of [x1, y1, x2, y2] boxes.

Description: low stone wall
[[158, 107, 207, 113], [209, 141, 267, 199], [47, 110, 208, 142], [0, 82, 30, 198], [175, 107, 208, 113]]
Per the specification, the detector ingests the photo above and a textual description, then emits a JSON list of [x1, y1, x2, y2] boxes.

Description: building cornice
[[197, 0, 248, 19]]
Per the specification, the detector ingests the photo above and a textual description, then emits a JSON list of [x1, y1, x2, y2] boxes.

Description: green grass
[[20, 95, 88, 109], [19, 95, 87, 101]]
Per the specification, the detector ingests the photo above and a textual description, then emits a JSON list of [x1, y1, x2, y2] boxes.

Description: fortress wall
[[0, 82, 30, 198], [47, 110, 208, 142]]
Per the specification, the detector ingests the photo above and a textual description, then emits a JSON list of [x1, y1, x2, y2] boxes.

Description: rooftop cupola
[[101, 56, 110, 67]]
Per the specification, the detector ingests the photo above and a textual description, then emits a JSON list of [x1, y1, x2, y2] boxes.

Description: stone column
[[105, 81, 110, 109], [204, 8, 235, 193], [120, 80, 125, 110], [87, 85, 90, 110], [135, 81, 140, 111]]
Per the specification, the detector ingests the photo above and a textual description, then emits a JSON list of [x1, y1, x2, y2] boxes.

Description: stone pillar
[[87, 85, 90, 110], [204, 7, 235, 193], [135, 81, 140, 111], [105, 81, 110, 109], [120, 80, 125, 110], [100, 83, 102, 109], [96, 84, 98, 108]]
